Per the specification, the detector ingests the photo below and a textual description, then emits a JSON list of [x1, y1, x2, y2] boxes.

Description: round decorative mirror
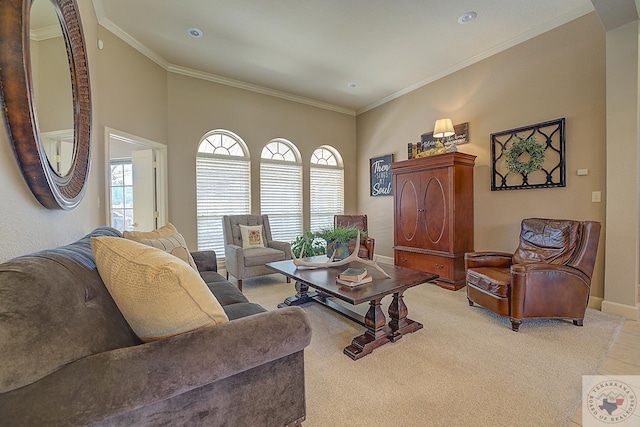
[[0, 0, 91, 210]]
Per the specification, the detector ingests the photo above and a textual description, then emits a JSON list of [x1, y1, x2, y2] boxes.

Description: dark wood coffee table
[[266, 257, 438, 360]]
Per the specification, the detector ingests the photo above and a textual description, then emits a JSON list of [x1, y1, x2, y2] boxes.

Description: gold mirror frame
[[0, 0, 91, 210]]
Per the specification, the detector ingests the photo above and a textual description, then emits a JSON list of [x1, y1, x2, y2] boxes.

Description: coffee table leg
[[343, 298, 390, 360], [278, 280, 316, 308], [388, 291, 422, 342]]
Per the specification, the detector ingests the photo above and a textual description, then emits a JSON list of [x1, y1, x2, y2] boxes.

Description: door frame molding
[[104, 127, 168, 229]]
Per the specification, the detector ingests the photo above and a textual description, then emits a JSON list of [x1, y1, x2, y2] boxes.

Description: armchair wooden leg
[[286, 277, 291, 284], [510, 319, 521, 332], [573, 319, 584, 327], [237, 279, 242, 292], [467, 298, 474, 307]]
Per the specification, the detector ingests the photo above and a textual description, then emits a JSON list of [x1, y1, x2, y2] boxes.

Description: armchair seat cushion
[[243, 247, 286, 267], [466, 267, 511, 297]]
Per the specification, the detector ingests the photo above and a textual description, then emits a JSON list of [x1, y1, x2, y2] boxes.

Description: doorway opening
[[105, 127, 167, 232]]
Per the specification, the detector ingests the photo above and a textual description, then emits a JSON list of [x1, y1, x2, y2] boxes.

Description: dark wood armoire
[[391, 152, 476, 290]]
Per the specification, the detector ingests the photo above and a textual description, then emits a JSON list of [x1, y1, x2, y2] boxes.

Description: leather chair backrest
[[334, 215, 368, 232], [513, 218, 581, 266], [223, 215, 274, 246], [566, 220, 601, 279]]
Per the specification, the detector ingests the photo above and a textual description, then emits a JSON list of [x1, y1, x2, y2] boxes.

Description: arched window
[[260, 139, 302, 242], [196, 130, 250, 254], [310, 146, 344, 232]]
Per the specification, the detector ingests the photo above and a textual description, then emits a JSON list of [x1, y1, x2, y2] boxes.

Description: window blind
[[310, 166, 344, 232], [196, 155, 250, 255], [260, 161, 302, 243]]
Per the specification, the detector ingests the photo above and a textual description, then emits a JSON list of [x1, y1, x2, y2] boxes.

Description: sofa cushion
[[123, 223, 198, 270], [201, 271, 250, 306], [243, 247, 286, 267], [0, 227, 139, 394], [223, 302, 268, 320], [239, 224, 265, 249], [91, 237, 228, 342]]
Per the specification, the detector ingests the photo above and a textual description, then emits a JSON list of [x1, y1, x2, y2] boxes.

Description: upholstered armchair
[[334, 214, 375, 260], [223, 215, 291, 291], [464, 218, 601, 331]]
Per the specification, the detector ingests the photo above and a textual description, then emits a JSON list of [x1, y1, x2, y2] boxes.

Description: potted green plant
[[314, 226, 365, 260], [291, 231, 326, 258]]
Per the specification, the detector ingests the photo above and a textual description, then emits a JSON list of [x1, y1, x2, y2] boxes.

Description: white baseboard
[[374, 254, 394, 265], [601, 299, 640, 320], [588, 296, 603, 310]]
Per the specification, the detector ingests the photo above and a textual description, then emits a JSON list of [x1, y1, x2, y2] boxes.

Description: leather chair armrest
[[510, 263, 591, 320], [364, 237, 375, 260], [464, 251, 513, 269], [191, 250, 218, 273], [0, 307, 312, 426], [268, 241, 292, 259]]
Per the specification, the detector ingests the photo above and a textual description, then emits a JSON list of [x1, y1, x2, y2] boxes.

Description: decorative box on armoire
[[392, 152, 476, 290]]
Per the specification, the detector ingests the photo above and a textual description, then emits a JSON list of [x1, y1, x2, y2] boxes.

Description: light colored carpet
[[242, 274, 625, 427]]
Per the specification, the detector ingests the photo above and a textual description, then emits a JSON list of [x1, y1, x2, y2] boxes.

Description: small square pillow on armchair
[[91, 236, 228, 342], [239, 224, 265, 249]]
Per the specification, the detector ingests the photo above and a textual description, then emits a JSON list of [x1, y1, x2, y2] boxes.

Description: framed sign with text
[[370, 154, 393, 196]]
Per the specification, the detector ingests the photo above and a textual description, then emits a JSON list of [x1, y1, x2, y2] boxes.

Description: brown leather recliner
[[464, 218, 601, 331], [334, 215, 376, 260]]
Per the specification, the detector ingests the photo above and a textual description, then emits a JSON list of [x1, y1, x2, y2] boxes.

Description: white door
[[106, 127, 168, 231], [132, 149, 156, 231]]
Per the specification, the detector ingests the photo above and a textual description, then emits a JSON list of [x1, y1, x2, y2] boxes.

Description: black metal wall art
[[490, 118, 566, 191]]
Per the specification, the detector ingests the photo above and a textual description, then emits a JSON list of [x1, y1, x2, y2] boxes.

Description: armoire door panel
[[422, 170, 450, 252], [396, 174, 419, 246]]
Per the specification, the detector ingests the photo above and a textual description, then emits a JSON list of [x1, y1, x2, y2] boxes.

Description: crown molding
[[98, 18, 170, 70], [167, 65, 355, 116], [30, 24, 61, 41]]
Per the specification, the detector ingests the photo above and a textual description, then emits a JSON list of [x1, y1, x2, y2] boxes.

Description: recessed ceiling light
[[348, 82, 358, 89], [457, 12, 477, 24], [186, 27, 203, 38]]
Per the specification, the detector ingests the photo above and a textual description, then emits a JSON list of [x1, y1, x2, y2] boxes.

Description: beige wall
[[356, 13, 608, 298], [0, 0, 101, 262], [166, 73, 357, 248], [96, 29, 169, 147], [603, 20, 640, 317]]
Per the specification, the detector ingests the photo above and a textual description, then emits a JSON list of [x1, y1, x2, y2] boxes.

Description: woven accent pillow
[[123, 223, 197, 270], [91, 237, 228, 342], [239, 224, 265, 249]]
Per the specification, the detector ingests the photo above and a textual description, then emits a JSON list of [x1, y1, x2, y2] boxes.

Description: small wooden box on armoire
[[391, 152, 476, 290]]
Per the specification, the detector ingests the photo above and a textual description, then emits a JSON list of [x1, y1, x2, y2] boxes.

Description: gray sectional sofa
[[0, 227, 311, 426]]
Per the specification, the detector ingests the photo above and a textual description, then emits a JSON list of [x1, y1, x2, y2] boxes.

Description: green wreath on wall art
[[505, 136, 546, 175]]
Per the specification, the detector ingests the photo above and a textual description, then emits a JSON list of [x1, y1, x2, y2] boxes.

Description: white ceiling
[[91, 0, 601, 114]]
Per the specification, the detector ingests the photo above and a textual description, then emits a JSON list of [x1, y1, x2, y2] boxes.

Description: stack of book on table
[[336, 267, 372, 287]]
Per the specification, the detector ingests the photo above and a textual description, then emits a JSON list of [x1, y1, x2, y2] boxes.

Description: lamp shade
[[433, 118, 455, 138]]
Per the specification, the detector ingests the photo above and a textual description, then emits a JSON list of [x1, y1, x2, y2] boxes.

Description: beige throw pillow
[[91, 237, 228, 342], [124, 223, 198, 270], [239, 224, 265, 249]]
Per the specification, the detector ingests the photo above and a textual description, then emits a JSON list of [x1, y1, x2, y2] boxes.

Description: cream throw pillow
[[123, 223, 198, 270], [91, 236, 228, 342], [239, 224, 265, 249]]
